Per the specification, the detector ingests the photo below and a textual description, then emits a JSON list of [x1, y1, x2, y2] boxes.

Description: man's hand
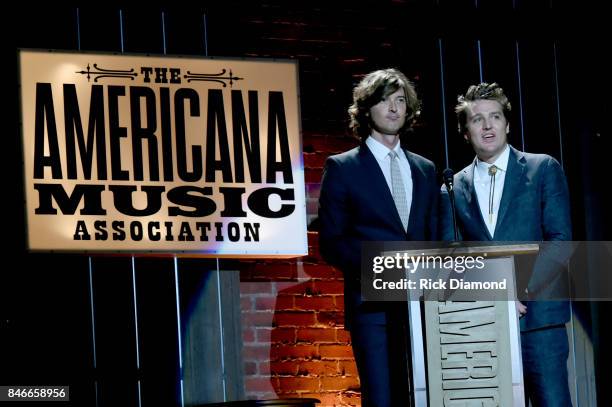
[[516, 301, 527, 318]]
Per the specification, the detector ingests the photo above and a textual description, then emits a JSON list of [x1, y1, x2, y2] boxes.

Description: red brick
[[339, 391, 362, 406], [338, 361, 359, 376], [302, 393, 343, 406], [319, 344, 354, 360], [336, 329, 352, 344], [241, 296, 254, 311], [275, 281, 314, 295], [305, 167, 324, 183], [297, 360, 339, 376], [276, 295, 296, 310], [241, 311, 274, 327], [304, 152, 328, 168], [273, 311, 317, 327], [269, 327, 297, 344], [312, 281, 344, 295], [244, 361, 257, 375], [243, 327, 255, 343], [244, 376, 277, 393], [255, 295, 294, 311], [296, 328, 337, 343], [258, 361, 271, 376], [241, 282, 274, 294], [302, 264, 343, 280], [295, 296, 336, 311], [243, 344, 271, 361], [270, 361, 299, 376], [316, 312, 344, 327], [277, 377, 320, 393], [253, 262, 298, 280], [320, 376, 360, 391], [270, 344, 319, 361], [254, 296, 276, 311], [255, 327, 272, 343]]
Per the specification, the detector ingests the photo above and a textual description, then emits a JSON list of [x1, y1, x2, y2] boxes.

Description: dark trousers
[[349, 311, 411, 407], [521, 324, 572, 407]]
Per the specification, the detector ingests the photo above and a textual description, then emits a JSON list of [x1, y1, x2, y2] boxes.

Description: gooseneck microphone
[[443, 168, 459, 242]]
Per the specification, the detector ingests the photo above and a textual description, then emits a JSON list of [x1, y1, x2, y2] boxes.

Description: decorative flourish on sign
[[183, 69, 243, 87], [76, 64, 138, 82]]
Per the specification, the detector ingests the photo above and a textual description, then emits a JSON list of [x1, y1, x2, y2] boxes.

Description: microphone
[[442, 168, 459, 241]]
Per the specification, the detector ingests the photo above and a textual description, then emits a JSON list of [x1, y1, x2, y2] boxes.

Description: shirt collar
[[366, 136, 402, 161], [473, 144, 510, 183], [476, 143, 510, 173]]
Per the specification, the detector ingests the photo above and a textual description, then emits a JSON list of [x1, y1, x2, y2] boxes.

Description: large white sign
[[19, 50, 307, 256]]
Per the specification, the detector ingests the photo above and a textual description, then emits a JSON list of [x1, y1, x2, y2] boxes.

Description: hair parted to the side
[[348, 68, 421, 140], [455, 82, 511, 134]]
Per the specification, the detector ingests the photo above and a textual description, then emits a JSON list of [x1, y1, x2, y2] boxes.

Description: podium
[[387, 243, 539, 407]]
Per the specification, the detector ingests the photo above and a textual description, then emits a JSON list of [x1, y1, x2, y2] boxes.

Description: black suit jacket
[[319, 143, 438, 325], [440, 145, 572, 330]]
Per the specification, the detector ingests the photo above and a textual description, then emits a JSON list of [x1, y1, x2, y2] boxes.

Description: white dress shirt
[[366, 136, 413, 224], [473, 144, 510, 237]]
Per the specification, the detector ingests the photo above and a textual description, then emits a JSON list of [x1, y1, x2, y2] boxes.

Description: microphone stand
[[443, 169, 459, 242]]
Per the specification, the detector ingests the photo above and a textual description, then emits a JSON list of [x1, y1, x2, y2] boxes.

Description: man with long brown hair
[[319, 68, 438, 407]]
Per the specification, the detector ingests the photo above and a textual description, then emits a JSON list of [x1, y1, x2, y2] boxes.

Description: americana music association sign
[[18, 50, 307, 256]]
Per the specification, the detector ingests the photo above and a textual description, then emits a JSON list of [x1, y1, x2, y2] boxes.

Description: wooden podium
[[386, 244, 539, 407]]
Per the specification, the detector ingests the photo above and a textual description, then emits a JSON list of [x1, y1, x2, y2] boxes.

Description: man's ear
[[463, 133, 469, 142], [506, 123, 510, 133]]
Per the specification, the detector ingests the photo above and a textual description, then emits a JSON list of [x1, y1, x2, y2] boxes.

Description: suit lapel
[[494, 146, 526, 238], [461, 160, 493, 240], [358, 145, 406, 234]]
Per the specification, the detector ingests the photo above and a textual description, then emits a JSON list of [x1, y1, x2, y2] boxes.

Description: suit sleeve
[[528, 156, 573, 296], [318, 156, 361, 273]]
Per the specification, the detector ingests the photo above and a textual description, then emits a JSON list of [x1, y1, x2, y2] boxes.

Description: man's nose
[[388, 99, 397, 112], [483, 118, 492, 129]]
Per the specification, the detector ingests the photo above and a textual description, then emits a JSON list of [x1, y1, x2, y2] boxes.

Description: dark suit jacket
[[318, 143, 438, 326], [440, 145, 572, 331]]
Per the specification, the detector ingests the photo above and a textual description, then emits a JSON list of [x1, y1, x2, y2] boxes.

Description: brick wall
[[241, 231, 361, 406]]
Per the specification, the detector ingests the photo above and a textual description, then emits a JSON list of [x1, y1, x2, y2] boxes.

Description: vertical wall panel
[[178, 258, 245, 404], [122, 8, 165, 54], [78, 8, 122, 52], [91, 257, 139, 406], [134, 258, 181, 407], [164, 8, 208, 55]]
